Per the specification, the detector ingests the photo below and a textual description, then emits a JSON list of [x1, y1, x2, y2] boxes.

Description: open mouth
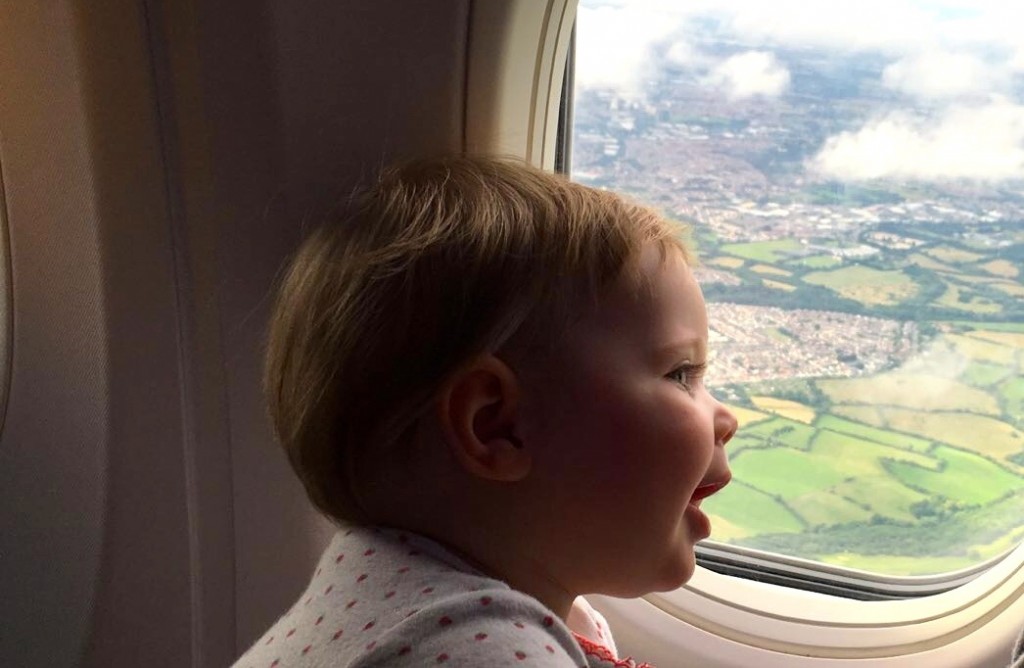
[[690, 479, 730, 504]]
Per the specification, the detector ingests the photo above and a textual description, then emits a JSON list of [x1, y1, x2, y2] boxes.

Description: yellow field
[[966, 330, 1024, 348], [993, 282, 1024, 298], [816, 553, 976, 576], [935, 282, 1003, 314], [926, 246, 985, 264], [727, 405, 771, 427], [762, 278, 797, 292], [812, 431, 938, 474], [751, 263, 791, 276], [833, 404, 885, 425], [803, 266, 918, 306], [707, 516, 753, 541], [750, 396, 816, 423], [907, 253, 957, 272], [789, 490, 872, 527], [969, 524, 1024, 560], [954, 274, 1001, 285], [709, 256, 744, 269], [948, 333, 1016, 364], [819, 373, 1001, 415], [878, 408, 1023, 463], [980, 259, 1020, 279], [848, 283, 918, 305]]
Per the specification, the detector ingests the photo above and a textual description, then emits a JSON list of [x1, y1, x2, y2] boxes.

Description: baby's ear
[[436, 354, 531, 482]]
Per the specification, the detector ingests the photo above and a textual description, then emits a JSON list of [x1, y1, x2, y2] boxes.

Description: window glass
[[572, 0, 1024, 577]]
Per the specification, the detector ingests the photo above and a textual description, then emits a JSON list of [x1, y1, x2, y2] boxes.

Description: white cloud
[[717, 0, 934, 54], [705, 51, 790, 99], [664, 40, 697, 67], [1010, 49, 1024, 72], [574, 3, 684, 97], [807, 100, 1024, 181], [882, 51, 1003, 98]]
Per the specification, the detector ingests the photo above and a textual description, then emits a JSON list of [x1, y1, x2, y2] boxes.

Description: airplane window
[[569, 0, 1024, 589]]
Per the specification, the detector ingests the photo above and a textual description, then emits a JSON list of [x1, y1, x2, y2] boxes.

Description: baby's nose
[[715, 404, 738, 448]]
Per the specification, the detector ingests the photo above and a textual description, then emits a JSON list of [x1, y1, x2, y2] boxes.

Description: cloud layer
[[706, 51, 790, 99], [577, 0, 1024, 182], [808, 101, 1024, 181], [882, 51, 1005, 99]]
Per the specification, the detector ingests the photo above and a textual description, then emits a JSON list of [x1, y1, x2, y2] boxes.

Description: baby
[[234, 156, 737, 667]]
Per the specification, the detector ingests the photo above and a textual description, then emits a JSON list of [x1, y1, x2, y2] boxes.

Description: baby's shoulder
[[354, 586, 586, 666], [233, 527, 591, 667]]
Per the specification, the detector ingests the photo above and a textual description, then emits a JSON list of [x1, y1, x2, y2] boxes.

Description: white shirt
[[232, 525, 653, 667]]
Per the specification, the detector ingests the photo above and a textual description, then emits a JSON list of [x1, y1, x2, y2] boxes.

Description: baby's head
[[266, 156, 735, 605]]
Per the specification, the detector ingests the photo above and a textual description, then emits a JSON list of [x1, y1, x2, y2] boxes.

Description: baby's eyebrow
[[654, 339, 707, 363]]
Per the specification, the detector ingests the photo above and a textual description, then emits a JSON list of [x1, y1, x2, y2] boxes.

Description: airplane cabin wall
[[0, 1, 471, 666]]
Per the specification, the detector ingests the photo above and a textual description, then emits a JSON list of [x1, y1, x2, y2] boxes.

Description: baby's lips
[[690, 474, 731, 502]]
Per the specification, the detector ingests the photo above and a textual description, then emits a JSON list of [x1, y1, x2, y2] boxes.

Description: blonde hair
[[265, 155, 688, 524]]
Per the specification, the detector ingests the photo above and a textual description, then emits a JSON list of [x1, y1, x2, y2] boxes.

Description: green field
[[704, 325, 1024, 576], [803, 266, 919, 305], [963, 361, 1014, 388], [702, 480, 805, 539], [742, 417, 816, 449], [887, 445, 1020, 505], [790, 254, 843, 269], [789, 491, 872, 527], [814, 415, 932, 451], [719, 239, 805, 263], [730, 448, 849, 497], [936, 281, 1003, 315], [947, 321, 1024, 333], [831, 476, 928, 522], [815, 554, 977, 575], [696, 205, 1024, 575]]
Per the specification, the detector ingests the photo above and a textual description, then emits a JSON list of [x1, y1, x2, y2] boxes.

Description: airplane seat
[[0, 1, 469, 666]]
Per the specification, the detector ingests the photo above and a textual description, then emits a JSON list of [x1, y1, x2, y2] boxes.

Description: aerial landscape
[[573, 1, 1024, 576]]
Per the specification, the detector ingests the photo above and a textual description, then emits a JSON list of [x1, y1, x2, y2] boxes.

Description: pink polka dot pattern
[[230, 526, 605, 668]]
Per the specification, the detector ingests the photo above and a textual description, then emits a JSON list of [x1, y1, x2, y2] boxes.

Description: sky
[[575, 0, 1024, 181]]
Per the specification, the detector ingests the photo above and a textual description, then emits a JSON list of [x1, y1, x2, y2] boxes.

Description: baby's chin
[[597, 547, 697, 598]]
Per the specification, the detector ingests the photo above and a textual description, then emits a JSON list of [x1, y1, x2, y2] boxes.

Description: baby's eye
[[667, 363, 707, 392]]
